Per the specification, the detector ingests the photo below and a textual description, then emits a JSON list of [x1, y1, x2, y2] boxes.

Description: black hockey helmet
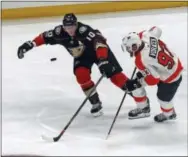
[[63, 13, 77, 26]]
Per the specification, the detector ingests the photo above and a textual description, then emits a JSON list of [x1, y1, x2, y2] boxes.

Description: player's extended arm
[[17, 28, 58, 59]]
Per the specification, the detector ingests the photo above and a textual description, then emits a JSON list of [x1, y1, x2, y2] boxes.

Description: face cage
[[126, 44, 138, 57]]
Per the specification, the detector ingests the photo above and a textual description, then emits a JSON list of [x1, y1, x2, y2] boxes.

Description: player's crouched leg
[[110, 72, 150, 119], [129, 87, 151, 119], [75, 67, 103, 117], [155, 76, 182, 122], [154, 99, 177, 122]]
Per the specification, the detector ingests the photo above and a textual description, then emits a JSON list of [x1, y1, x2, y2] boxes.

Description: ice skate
[[154, 110, 177, 122], [128, 99, 150, 119]]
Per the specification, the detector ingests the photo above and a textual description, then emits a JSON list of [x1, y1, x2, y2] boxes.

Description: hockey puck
[[50, 58, 57, 61]]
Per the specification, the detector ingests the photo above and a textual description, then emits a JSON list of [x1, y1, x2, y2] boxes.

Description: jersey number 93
[[157, 40, 175, 70]]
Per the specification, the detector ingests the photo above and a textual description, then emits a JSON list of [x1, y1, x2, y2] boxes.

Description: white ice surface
[[2, 7, 188, 156]]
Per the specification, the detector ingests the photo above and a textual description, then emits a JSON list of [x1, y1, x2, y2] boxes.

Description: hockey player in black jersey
[[17, 13, 149, 117]]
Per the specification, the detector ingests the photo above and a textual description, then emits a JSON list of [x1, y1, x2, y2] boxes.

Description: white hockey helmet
[[121, 32, 142, 57]]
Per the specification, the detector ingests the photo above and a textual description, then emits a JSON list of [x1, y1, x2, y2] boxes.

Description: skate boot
[[128, 98, 150, 119], [154, 110, 177, 122], [89, 92, 103, 117]]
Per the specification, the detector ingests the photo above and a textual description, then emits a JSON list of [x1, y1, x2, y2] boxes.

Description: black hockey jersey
[[40, 22, 108, 59]]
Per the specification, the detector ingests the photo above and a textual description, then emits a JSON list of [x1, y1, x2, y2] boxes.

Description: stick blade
[[41, 134, 55, 142]]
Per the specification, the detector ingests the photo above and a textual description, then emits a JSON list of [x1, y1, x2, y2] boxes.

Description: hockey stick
[[42, 74, 104, 142], [106, 67, 137, 139]]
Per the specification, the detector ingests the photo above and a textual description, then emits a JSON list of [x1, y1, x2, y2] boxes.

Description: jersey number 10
[[157, 40, 175, 70], [86, 32, 95, 41]]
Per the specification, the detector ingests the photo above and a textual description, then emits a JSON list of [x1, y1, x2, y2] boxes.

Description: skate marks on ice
[[36, 95, 187, 152], [36, 103, 187, 156], [35, 96, 108, 155], [105, 87, 187, 156], [36, 89, 132, 141], [36, 95, 108, 141], [104, 116, 187, 155]]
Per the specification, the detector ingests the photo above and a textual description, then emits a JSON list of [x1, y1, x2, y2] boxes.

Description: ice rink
[[2, 7, 188, 156]]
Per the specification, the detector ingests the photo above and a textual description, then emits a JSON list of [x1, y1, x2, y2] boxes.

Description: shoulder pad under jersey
[[77, 22, 91, 34], [54, 25, 63, 36]]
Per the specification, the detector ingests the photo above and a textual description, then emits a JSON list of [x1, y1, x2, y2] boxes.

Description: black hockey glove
[[98, 59, 114, 78], [123, 78, 142, 92], [136, 71, 144, 79], [17, 41, 34, 59]]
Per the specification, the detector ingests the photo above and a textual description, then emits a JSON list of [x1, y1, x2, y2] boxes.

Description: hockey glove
[[136, 71, 144, 79], [17, 41, 34, 59], [98, 59, 114, 78], [123, 78, 142, 92]]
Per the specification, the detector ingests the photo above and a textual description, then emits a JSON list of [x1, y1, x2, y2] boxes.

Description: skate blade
[[92, 109, 104, 117], [129, 113, 150, 120]]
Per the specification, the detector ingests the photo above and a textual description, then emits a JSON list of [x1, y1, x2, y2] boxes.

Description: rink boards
[[2, 1, 188, 20]]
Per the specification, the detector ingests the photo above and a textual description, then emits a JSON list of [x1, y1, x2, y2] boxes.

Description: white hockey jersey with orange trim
[[135, 26, 183, 86]]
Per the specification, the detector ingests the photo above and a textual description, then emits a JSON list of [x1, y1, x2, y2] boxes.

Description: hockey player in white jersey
[[121, 26, 183, 122]]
